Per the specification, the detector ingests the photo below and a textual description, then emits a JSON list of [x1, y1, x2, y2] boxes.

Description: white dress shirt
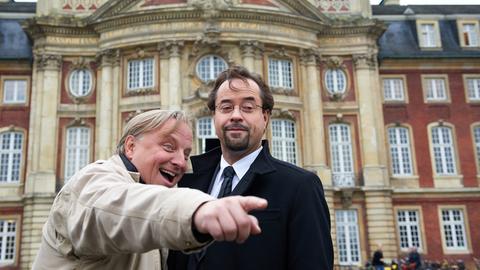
[[209, 146, 263, 198]]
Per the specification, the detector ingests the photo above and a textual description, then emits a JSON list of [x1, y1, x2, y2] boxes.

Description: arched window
[[387, 127, 413, 176], [431, 126, 456, 175]]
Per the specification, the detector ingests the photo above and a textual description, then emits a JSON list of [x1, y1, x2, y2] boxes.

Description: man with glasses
[[168, 66, 333, 270]]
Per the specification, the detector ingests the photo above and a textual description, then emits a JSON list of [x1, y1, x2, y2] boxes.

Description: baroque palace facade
[[0, 0, 479, 268]]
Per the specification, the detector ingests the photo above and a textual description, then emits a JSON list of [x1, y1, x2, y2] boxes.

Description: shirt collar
[[119, 153, 145, 184], [220, 146, 263, 180]]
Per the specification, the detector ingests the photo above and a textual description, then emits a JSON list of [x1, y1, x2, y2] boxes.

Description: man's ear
[[124, 135, 136, 160]]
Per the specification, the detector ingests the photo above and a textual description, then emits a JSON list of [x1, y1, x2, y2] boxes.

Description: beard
[[222, 125, 250, 152]]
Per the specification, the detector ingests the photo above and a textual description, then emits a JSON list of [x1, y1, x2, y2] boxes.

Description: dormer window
[[416, 20, 441, 49], [457, 20, 480, 48]]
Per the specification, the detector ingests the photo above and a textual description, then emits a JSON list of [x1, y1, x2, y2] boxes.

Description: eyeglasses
[[215, 101, 264, 115]]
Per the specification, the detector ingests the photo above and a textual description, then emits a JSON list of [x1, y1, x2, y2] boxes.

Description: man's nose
[[171, 152, 187, 169], [230, 106, 243, 120]]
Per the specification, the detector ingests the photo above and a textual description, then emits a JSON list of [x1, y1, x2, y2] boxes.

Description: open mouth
[[160, 169, 176, 183]]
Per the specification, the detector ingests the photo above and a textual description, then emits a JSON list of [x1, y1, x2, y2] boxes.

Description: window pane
[[3, 80, 27, 103], [127, 58, 154, 90], [64, 127, 91, 181], [271, 119, 297, 164], [0, 132, 23, 183], [335, 210, 360, 265], [466, 78, 480, 101], [196, 117, 216, 153], [463, 23, 479, 47], [268, 58, 293, 89], [397, 210, 422, 250], [431, 126, 456, 175], [69, 69, 92, 97], [474, 126, 480, 170], [388, 127, 413, 176], [441, 209, 467, 250], [329, 124, 354, 187], [196, 55, 227, 82], [426, 78, 447, 101], [326, 69, 347, 94], [383, 78, 405, 101], [421, 23, 436, 47]]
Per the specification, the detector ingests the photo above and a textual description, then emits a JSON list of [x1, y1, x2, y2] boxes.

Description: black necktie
[[218, 166, 235, 198]]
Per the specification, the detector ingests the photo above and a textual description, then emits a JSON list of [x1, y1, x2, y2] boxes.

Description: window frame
[[324, 68, 348, 96], [270, 118, 298, 165], [463, 74, 480, 103], [438, 206, 471, 254], [0, 129, 25, 185], [394, 207, 425, 253], [472, 123, 480, 176], [124, 54, 157, 94], [0, 76, 30, 106], [267, 57, 294, 90], [63, 126, 92, 183], [66, 68, 94, 98], [416, 20, 442, 49], [328, 123, 356, 187], [422, 75, 450, 103], [195, 54, 228, 83], [381, 75, 408, 103], [0, 215, 21, 267], [195, 117, 217, 154], [387, 126, 415, 177], [457, 20, 480, 48], [335, 209, 362, 266]]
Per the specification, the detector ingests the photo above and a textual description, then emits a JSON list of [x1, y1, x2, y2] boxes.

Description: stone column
[[240, 40, 257, 71], [96, 50, 117, 159], [253, 42, 264, 74], [166, 41, 183, 110], [353, 53, 388, 186], [300, 49, 331, 186], [111, 51, 121, 151], [21, 54, 62, 269], [158, 43, 170, 109]]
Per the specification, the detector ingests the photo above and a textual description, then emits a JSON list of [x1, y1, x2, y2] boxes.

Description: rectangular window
[[421, 23, 437, 47], [0, 219, 16, 264], [425, 78, 447, 101], [388, 127, 413, 176], [271, 119, 297, 164], [462, 23, 479, 47], [127, 58, 154, 91], [3, 80, 26, 104], [441, 209, 467, 250], [397, 210, 422, 250], [65, 127, 90, 181], [0, 132, 23, 183], [474, 126, 480, 171], [268, 58, 293, 89], [466, 77, 480, 101], [196, 117, 216, 154], [431, 126, 457, 175], [336, 210, 361, 265], [329, 124, 355, 187], [383, 78, 405, 102]]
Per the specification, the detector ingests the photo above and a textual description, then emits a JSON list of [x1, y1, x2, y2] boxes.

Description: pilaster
[[159, 41, 184, 110], [353, 53, 388, 186], [240, 40, 262, 72], [300, 49, 332, 186]]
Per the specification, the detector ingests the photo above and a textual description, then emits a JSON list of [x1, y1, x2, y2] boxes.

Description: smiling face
[[214, 78, 269, 164], [124, 119, 193, 187]]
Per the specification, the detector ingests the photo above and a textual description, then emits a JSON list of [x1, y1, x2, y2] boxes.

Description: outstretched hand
[[193, 196, 268, 243]]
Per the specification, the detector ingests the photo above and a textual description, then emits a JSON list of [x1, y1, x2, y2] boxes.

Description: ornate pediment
[[87, 0, 330, 24]]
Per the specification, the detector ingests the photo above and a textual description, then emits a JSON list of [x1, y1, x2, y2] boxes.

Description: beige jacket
[[33, 155, 214, 270]]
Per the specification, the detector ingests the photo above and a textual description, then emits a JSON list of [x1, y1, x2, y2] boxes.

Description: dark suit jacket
[[168, 141, 333, 270]]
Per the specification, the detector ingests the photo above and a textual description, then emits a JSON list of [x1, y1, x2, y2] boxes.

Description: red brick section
[[60, 61, 97, 105], [141, 0, 186, 7], [382, 68, 480, 188], [242, 0, 276, 7], [393, 197, 480, 266]]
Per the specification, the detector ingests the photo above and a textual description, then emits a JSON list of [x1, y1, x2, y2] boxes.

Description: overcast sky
[[13, 0, 480, 4]]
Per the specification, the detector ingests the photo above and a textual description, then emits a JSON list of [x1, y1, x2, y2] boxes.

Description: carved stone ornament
[[188, 0, 234, 11], [194, 80, 215, 100], [96, 49, 120, 67], [323, 56, 344, 69], [125, 110, 144, 123], [240, 40, 264, 58], [271, 109, 296, 121], [340, 188, 354, 209], [190, 24, 222, 58], [299, 48, 320, 66], [353, 53, 376, 69], [70, 117, 86, 126], [35, 54, 62, 70], [158, 41, 184, 58], [71, 56, 92, 68], [270, 47, 289, 59]]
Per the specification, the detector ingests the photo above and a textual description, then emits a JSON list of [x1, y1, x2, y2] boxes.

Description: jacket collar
[[112, 155, 141, 183]]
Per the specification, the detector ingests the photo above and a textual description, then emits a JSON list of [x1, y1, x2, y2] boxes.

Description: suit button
[[186, 241, 192, 247]]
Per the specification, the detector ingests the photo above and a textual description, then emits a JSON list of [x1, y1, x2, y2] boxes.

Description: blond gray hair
[[116, 110, 189, 155]]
